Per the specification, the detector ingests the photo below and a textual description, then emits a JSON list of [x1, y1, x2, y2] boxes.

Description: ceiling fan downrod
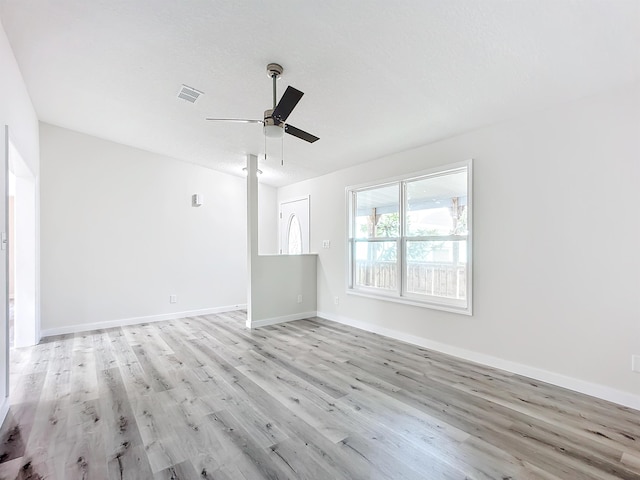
[[266, 63, 283, 111], [265, 62, 285, 165]]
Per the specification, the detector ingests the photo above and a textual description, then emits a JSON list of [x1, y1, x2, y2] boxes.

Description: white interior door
[[280, 197, 310, 254]]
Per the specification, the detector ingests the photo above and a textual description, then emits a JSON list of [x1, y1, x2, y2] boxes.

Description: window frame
[[346, 160, 473, 315]]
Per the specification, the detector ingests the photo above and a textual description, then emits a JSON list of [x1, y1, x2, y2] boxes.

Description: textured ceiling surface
[[1, 1, 638, 186]]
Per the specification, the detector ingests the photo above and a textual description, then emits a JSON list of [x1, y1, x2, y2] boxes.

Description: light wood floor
[[0, 312, 639, 479]]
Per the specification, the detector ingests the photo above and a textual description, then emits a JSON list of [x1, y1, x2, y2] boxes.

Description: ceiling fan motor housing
[[264, 109, 279, 125]]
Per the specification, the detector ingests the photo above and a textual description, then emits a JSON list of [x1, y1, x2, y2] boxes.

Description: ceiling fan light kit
[[263, 124, 284, 139], [263, 108, 284, 138], [206, 62, 319, 165]]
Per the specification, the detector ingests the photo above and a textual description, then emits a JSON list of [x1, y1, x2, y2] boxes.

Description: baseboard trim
[[248, 311, 317, 329], [40, 304, 247, 338], [317, 310, 640, 411], [0, 397, 9, 427]]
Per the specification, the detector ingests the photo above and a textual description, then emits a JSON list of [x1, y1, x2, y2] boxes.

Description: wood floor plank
[[268, 437, 347, 480], [93, 329, 119, 372], [338, 432, 462, 480], [107, 329, 139, 367], [19, 338, 55, 376], [69, 334, 98, 405], [64, 425, 108, 480], [0, 412, 28, 466], [106, 443, 154, 480], [153, 459, 200, 480], [208, 409, 295, 480], [118, 360, 154, 398], [23, 397, 69, 462], [232, 400, 289, 448], [1, 313, 639, 480], [97, 368, 144, 457], [0, 456, 22, 479], [157, 328, 208, 370], [131, 345, 176, 392]]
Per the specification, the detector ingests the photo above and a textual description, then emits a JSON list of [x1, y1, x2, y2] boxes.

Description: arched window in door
[[287, 215, 302, 254], [280, 196, 309, 254]]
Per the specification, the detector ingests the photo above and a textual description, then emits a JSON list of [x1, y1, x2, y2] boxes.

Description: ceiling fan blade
[[272, 86, 304, 123], [284, 124, 319, 143], [205, 118, 263, 124]]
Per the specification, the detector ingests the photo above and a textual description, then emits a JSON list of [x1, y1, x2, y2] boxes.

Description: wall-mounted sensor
[[192, 194, 202, 207]]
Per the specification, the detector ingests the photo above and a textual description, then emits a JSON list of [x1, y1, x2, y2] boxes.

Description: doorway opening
[[8, 141, 37, 348]]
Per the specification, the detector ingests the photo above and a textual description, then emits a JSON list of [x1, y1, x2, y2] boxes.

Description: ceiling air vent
[[177, 84, 204, 103]]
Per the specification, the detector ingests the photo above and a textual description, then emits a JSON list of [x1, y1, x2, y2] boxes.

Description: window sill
[[346, 288, 472, 316]]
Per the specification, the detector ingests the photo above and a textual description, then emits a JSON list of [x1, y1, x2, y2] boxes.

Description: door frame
[[3, 125, 9, 404]]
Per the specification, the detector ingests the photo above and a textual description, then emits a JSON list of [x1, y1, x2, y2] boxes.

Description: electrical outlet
[[334, 296, 339, 305], [322, 240, 331, 249], [169, 294, 177, 304], [632, 355, 640, 373], [297, 294, 303, 303]]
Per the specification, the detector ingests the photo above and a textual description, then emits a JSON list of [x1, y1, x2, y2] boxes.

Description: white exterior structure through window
[[347, 160, 472, 314]]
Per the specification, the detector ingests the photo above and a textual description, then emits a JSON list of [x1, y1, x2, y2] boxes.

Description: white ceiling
[[1, 1, 638, 187]]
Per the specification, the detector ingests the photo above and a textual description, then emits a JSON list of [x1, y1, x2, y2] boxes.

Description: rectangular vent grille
[[177, 84, 204, 103]]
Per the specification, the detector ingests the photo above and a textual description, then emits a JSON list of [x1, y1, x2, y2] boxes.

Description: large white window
[[347, 160, 472, 314]]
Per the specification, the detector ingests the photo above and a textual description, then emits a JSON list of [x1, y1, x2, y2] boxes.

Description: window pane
[[354, 184, 399, 238], [405, 240, 467, 300], [405, 171, 468, 236], [287, 215, 302, 254], [354, 241, 397, 290]]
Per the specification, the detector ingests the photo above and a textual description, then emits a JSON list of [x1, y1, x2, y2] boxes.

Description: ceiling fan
[[206, 63, 319, 144]]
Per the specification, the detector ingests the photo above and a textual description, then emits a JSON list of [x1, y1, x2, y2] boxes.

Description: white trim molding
[[247, 311, 317, 329], [317, 311, 640, 411], [40, 304, 247, 338]]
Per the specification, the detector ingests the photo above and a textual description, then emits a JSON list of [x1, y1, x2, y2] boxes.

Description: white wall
[[0, 20, 39, 421], [249, 254, 318, 327], [40, 124, 277, 334], [0, 25, 38, 175], [278, 82, 640, 407]]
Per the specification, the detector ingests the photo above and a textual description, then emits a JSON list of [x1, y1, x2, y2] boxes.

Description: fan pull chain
[[264, 132, 267, 162], [281, 134, 284, 166]]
